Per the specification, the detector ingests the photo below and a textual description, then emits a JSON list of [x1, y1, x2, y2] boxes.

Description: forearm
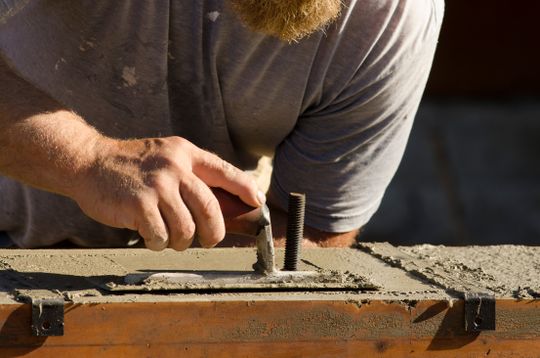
[[0, 58, 101, 197], [0, 111, 102, 198], [223, 204, 358, 248], [268, 204, 359, 248], [0, 58, 264, 250]]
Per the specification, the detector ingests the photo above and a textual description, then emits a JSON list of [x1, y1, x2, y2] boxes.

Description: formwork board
[[0, 246, 538, 357]]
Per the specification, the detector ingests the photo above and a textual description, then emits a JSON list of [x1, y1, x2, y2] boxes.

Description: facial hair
[[229, 0, 343, 43]]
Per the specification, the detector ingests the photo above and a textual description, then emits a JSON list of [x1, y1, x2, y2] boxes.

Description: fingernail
[[257, 190, 266, 205]]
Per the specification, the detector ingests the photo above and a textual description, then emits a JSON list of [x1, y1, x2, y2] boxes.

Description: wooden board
[[0, 246, 539, 357], [1, 300, 539, 357]]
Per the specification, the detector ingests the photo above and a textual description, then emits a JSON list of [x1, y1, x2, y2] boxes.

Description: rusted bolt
[[283, 192, 306, 271]]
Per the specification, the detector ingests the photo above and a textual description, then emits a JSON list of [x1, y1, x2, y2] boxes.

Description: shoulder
[[340, 0, 444, 37], [299, 0, 444, 114], [334, 0, 445, 63]]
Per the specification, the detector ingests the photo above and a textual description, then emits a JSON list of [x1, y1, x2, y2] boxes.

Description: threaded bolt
[[283, 192, 306, 271]]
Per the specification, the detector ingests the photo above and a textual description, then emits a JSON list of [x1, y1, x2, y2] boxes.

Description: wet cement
[[0, 247, 444, 304], [400, 244, 540, 298], [112, 269, 377, 292], [0, 244, 537, 304], [359, 242, 540, 299], [1, 244, 539, 352]]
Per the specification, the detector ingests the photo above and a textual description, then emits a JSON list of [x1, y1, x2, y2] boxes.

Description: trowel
[[105, 188, 376, 292]]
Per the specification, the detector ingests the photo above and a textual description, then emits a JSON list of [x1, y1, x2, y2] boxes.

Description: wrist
[[67, 127, 118, 199]]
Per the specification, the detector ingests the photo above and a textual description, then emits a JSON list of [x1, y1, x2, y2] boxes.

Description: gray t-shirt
[[0, 0, 444, 248]]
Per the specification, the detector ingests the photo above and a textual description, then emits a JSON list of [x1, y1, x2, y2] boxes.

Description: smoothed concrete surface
[[0, 247, 444, 304], [1, 244, 538, 304]]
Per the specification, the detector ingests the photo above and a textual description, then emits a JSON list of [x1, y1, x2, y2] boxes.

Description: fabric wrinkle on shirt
[[0, 0, 444, 247]]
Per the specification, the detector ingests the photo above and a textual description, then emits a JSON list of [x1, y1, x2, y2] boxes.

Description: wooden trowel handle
[[212, 187, 264, 237]]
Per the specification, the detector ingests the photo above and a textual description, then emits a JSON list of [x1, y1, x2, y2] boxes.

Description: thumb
[[191, 148, 265, 208]]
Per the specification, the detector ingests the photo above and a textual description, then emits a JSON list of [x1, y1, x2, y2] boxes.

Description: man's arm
[[0, 58, 264, 250], [267, 2, 443, 242], [268, 204, 359, 248]]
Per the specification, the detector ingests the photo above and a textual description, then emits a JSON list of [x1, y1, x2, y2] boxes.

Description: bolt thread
[[283, 193, 306, 271]]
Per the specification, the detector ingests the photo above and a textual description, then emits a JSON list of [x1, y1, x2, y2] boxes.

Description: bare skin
[[268, 205, 359, 248], [0, 58, 357, 250]]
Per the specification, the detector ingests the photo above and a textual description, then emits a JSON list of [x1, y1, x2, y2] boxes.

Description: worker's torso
[[0, 0, 339, 166], [0, 0, 444, 247]]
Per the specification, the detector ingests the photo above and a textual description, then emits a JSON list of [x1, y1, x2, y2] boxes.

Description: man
[[0, 0, 444, 250]]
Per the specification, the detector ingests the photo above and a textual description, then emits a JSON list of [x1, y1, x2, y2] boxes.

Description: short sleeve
[[269, 0, 444, 232]]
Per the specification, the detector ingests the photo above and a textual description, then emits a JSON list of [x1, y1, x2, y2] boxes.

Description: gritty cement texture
[[2, 245, 540, 357], [0, 244, 538, 305], [359, 243, 540, 299], [0, 247, 447, 304], [400, 244, 540, 298], [113, 269, 377, 292]]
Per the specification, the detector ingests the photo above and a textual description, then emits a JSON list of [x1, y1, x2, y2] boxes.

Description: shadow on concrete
[[0, 269, 121, 292]]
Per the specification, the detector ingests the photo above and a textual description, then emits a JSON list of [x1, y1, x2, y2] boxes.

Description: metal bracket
[[31, 298, 64, 336], [464, 292, 496, 332]]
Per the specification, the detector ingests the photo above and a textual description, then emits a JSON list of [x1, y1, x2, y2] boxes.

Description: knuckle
[[132, 192, 158, 215], [169, 239, 190, 251], [219, 159, 234, 172], [167, 209, 195, 251], [199, 195, 220, 221], [176, 220, 196, 242], [152, 138, 165, 147], [146, 239, 167, 251], [141, 155, 175, 173], [202, 154, 240, 180], [198, 218, 225, 249], [131, 196, 148, 213], [150, 175, 170, 193], [149, 232, 169, 250], [200, 230, 224, 248], [183, 221, 197, 239], [221, 161, 246, 184], [169, 136, 191, 151], [139, 227, 167, 251]]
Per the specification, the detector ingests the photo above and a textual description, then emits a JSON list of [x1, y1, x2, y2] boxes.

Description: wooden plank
[[1, 299, 539, 357]]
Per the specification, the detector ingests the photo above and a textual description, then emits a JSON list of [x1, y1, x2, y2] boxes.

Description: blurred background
[[362, 1, 540, 245]]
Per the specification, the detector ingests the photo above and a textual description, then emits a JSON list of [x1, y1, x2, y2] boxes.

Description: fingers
[[135, 171, 224, 251], [180, 174, 225, 248], [191, 147, 265, 208], [158, 189, 195, 251], [137, 204, 169, 251], [93, 137, 262, 252]]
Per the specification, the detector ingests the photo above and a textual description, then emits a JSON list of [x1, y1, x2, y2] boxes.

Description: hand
[[71, 136, 265, 251], [0, 59, 263, 250]]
